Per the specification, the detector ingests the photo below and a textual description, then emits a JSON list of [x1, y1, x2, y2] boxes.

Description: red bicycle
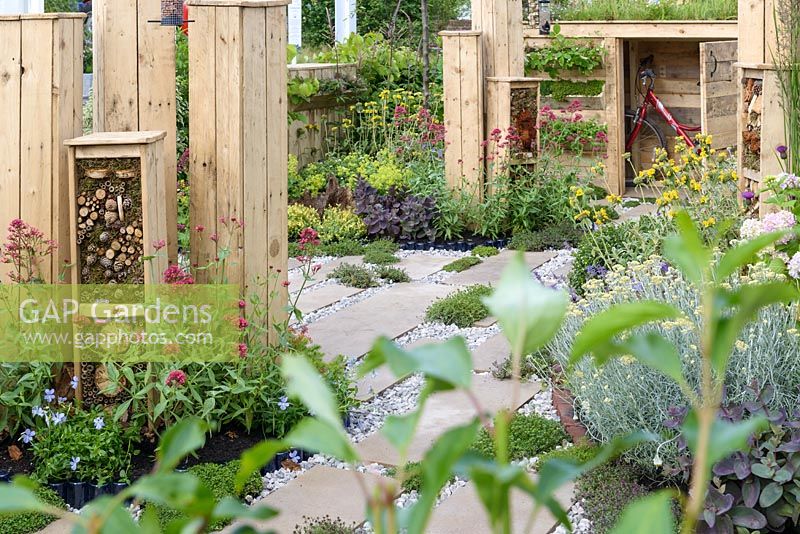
[[625, 55, 701, 162]]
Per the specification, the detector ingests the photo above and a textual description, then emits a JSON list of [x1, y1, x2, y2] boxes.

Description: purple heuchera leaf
[[742, 477, 760, 508], [730, 506, 767, 529]]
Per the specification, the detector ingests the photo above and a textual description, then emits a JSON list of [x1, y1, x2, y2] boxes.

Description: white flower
[[788, 252, 800, 279], [93, 416, 105, 430]]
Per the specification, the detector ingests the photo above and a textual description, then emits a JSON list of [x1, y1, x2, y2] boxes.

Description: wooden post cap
[[186, 0, 291, 6]]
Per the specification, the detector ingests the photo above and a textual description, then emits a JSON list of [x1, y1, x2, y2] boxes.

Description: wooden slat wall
[[0, 15, 83, 283], [288, 63, 357, 167], [471, 0, 524, 78], [700, 40, 738, 149], [93, 0, 177, 263], [441, 31, 484, 198], [188, 1, 289, 342]]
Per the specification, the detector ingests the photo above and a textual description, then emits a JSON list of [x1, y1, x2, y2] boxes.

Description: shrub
[[425, 285, 493, 327], [314, 239, 365, 257], [575, 462, 650, 534], [354, 180, 436, 241], [663, 386, 800, 533], [364, 239, 399, 255], [471, 414, 568, 461], [569, 215, 671, 293], [319, 207, 366, 244], [442, 256, 482, 272], [288, 204, 321, 240], [31, 407, 138, 485], [471, 245, 499, 258], [363, 250, 399, 265], [152, 460, 263, 531], [535, 442, 598, 470], [288, 155, 328, 200], [0, 486, 64, 534], [509, 223, 584, 251], [525, 29, 605, 77], [550, 257, 800, 469], [293, 515, 357, 534], [327, 263, 377, 288], [374, 266, 410, 283]]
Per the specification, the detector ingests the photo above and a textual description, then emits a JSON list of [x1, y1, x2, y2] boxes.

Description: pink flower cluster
[[740, 210, 797, 245], [163, 264, 195, 284], [1, 219, 58, 283], [165, 369, 186, 387]]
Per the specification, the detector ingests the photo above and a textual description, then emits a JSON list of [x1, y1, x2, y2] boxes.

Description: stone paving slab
[[356, 337, 442, 400], [445, 250, 557, 286], [36, 518, 74, 534], [357, 374, 540, 465], [288, 257, 301, 270], [473, 315, 497, 328], [288, 256, 363, 291], [616, 203, 657, 223], [395, 254, 454, 280], [295, 283, 363, 315], [223, 467, 389, 533], [427, 480, 574, 534], [471, 333, 510, 372], [309, 283, 453, 361]]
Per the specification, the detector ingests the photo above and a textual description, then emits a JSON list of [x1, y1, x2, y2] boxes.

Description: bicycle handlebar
[[640, 68, 656, 79], [639, 54, 654, 69]]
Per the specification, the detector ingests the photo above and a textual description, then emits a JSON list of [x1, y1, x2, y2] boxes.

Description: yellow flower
[[702, 217, 716, 228], [605, 194, 622, 204]]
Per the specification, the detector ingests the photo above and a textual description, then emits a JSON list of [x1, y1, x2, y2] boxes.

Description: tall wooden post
[[441, 31, 484, 198], [187, 0, 289, 342], [0, 13, 84, 282], [93, 0, 178, 263], [471, 0, 524, 78]]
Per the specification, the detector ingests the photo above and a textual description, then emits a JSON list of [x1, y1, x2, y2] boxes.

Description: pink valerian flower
[[393, 105, 408, 120], [194, 225, 205, 233], [2, 219, 58, 283], [238, 317, 249, 329], [163, 264, 195, 284], [238, 343, 248, 358], [177, 148, 190, 174], [238, 299, 247, 309], [298, 228, 320, 247], [311, 263, 322, 275], [210, 233, 219, 243], [152, 239, 166, 251], [281, 280, 290, 287], [165, 370, 187, 387], [566, 99, 583, 113]]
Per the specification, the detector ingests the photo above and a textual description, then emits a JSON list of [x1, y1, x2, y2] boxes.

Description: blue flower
[[93, 416, 105, 430], [20, 428, 35, 444], [70, 376, 79, 390], [57, 396, 67, 404], [289, 450, 301, 463], [32, 406, 45, 418], [50, 412, 66, 426], [277, 396, 290, 411], [43, 389, 55, 403], [659, 261, 670, 275], [70, 457, 80, 471]]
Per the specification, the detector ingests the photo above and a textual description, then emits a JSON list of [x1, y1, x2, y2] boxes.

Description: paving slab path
[[356, 337, 442, 400], [308, 282, 453, 360], [446, 250, 557, 286], [394, 254, 455, 280], [471, 333, 511, 372], [357, 374, 540, 465], [295, 283, 363, 315], [427, 480, 574, 534], [223, 466, 390, 533]]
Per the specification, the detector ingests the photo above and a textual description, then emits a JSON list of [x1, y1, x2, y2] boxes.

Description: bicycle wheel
[[624, 110, 667, 186]]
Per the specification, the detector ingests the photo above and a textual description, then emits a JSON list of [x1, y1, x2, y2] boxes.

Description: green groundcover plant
[[425, 285, 493, 327], [1, 216, 794, 534]]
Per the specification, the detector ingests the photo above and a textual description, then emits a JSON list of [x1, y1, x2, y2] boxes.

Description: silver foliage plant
[[549, 256, 800, 468]]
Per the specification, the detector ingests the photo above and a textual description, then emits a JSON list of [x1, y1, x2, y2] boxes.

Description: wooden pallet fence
[[288, 62, 357, 167], [0, 13, 85, 283], [441, 31, 485, 199], [471, 0, 524, 79], [93, 0, 178, 263], [187, 0, 289, 341]]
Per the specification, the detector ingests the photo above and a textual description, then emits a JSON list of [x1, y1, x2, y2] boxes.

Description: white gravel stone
[[554, 499, 593, 534], [531, 248, 574, 289], [517, 387, 559, 421]]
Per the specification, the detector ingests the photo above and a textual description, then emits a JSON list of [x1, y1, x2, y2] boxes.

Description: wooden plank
[[604, 38, 625, 196], [532, 21, 738, 40], [189, 4, 218, 278], [20, 18, 54, 280], [52, 18, 81, 282], [460, 34, 484, 198], [137, 0, 178, 263], [242, 6, 268, 304], [761, 70, 784, 177], [700, 41, 739, 148], [93, 0, 138, 133], [764, 0, 778, 64], [214, 6, 244, 286], [265, 4, 289, 339], [0, 20, 21, 282], [141, 141, 168, 283], [442, 33, 464, 190]]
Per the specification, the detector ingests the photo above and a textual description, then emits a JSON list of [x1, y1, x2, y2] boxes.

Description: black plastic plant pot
[[342, 413, 353, 429], [110, 482, 129, 496], [0, 470, 10, 483], [92, 483, 114, 498], [456, 241, 468, 252], [67, 481, 95, 509], [48, 482, 67, 501], [404, 241, 416, 251]]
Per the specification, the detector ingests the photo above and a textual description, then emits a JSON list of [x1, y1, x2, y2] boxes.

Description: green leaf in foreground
[[682, 411, 767, 473], [483, 251, 568, 356], [0, 483, 60, 515], [235, 440, 285, 494], [570, 301, 681, 365], [282, 354, 342, 429], [286, 418, 358, 463]]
